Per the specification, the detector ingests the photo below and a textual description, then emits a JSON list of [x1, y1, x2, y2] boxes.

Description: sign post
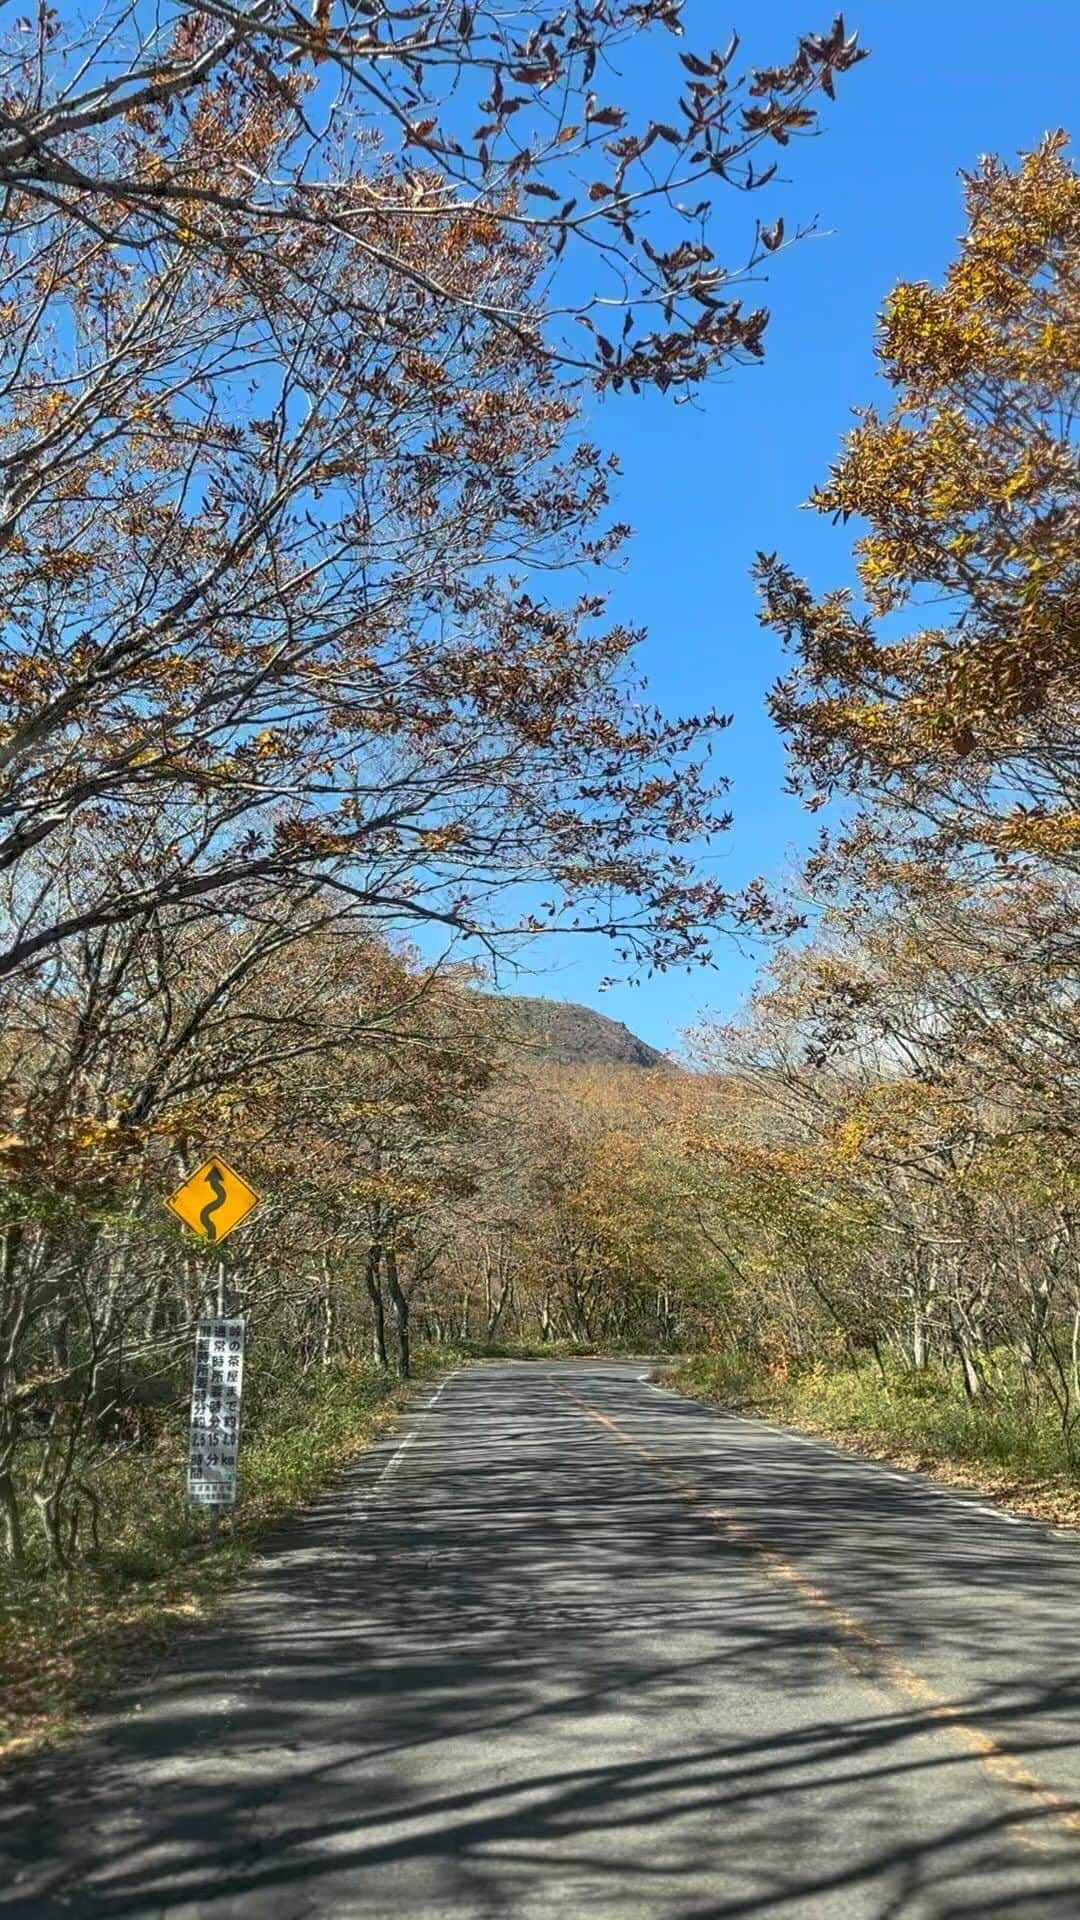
[[166, 1154, 260, 1537], [187, 1315, 246, 1532]]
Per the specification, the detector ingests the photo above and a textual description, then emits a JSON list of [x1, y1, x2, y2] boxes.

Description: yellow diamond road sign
[[165, 1157, 259, 1244]]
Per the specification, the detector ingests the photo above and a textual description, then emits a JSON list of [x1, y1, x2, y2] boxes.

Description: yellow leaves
[[1000, 456, 1036, 504], [70, 1118, 120, 1151], [882, 279, 983, 387], [21, 389, 68, 432], [136, 150, 170, 183], [974, 131, 1080, 258], [842, 700, 888, 733], [780, 141, 1080, 851], [834, 1114, 871, 1163], [855, 536, 891, 585], [979, 217, 1028, 265], [690, 1132, 825, 1187], [0, 1106, 153, 1199], [0, 653, 63, 709], [882, 144, 1079, 401], [989, 810, 1080, 857], [418, 824, 464, 852], [829, 1080, 972, 1171], [41, 548, 96, 586], [854, 534, 900, 614], [819, 407, 987, 539]]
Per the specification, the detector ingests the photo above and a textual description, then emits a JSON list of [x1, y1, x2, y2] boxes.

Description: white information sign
[[187, 1316, 246, 1506]]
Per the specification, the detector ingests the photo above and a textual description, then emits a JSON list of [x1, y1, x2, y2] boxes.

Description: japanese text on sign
[[187, 1316, 246, 1506]]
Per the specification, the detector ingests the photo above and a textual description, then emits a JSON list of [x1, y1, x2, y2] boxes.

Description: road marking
[[368, 1370, 458, 1502], [715, 1407, 1046, 1533], [723, 1411, 838, 1451], [552, 1376, 1080, 1850], [374, 1427, 418, 1489]]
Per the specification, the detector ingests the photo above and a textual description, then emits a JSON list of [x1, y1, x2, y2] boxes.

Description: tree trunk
[[364, 1242, 388, 1369], [951, 1319, 985, 1399], [912, 1298, 927, 1371], [383, 1244, 410, 1380], [484, 1250, 512, 1341], [34, 1486, 68, 1569], [319, 1253, 335, 1364], [0, 1463, 24, 1569]]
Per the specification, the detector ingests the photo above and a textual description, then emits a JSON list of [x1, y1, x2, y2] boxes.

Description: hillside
[[499, 996, 667, 1070]]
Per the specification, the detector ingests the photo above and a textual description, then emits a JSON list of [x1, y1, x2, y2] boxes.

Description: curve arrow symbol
[[199, 1164, 228, 1241]]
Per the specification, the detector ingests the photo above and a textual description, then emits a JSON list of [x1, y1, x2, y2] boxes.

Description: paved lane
[[5, 1360, 1080, 1918]]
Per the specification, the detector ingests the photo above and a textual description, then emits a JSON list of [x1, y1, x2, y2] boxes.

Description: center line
[[550, 1375, 1080, 1851]]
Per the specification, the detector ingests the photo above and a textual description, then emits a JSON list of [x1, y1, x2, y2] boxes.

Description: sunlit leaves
[[757, 134, 1080, 858]]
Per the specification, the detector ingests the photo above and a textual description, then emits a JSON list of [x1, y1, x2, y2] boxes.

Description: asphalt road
[[6, 1359, 1080, 1919]]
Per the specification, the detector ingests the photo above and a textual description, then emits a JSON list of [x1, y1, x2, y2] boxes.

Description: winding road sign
[[165, 1156, 260, 1243]]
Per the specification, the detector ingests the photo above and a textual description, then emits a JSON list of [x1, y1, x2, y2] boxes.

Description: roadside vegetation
[[1, 1349, 468, 1755], [663, 134, 1080, 1525]]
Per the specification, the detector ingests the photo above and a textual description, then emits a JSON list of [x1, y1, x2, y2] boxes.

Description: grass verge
[[662, 1351, 1080, 1533], [0, 1348, 462, 1764]]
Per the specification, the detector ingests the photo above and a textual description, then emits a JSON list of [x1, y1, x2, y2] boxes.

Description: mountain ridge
[[498, 995, 667, 1070]]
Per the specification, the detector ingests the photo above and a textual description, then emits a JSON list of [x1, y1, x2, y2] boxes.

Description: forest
[[0, 0, 1076, 1753]]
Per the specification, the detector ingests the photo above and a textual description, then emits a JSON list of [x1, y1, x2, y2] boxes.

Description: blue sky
[[494, 0, 1079, 1053]]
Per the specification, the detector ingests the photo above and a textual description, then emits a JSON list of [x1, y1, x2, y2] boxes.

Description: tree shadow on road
[[4, 1364, 1080, 1918]]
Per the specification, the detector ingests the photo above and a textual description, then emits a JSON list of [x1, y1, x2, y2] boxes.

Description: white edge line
[[639, 1373, 669, 1396], [367, 1368, 458, 1500], [706, 1406, 1055, 1534]]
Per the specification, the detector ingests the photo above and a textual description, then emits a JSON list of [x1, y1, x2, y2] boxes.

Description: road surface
[[5, 1359, 1080, 1918]]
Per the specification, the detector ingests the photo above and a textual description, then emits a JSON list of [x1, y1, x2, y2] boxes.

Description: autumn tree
[[0, 5, 866, 391], [757, 133, 1080, 880], [745, 136, 1080, 1361], [684, 891, 1080, 1442], [273, 951, 496, 1378], [0, 869, 501, 1561], [0, 6, 869, 988], [0, 173, 719, 980], [424, 1054, 711, 1349]]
